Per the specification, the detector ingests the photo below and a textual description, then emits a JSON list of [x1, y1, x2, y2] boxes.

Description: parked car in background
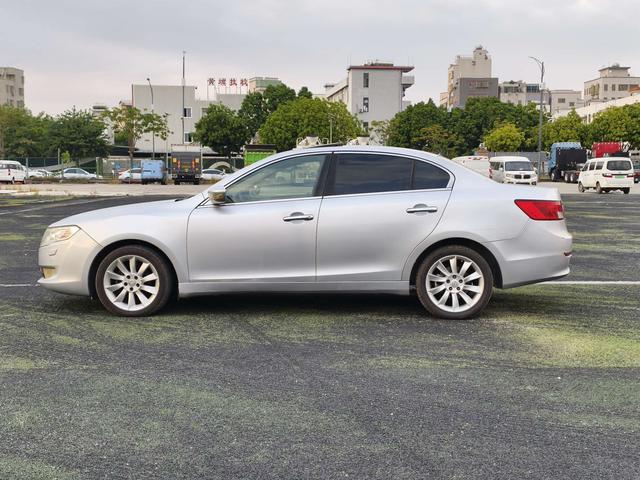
[[0, 160, 27, 183], [578, 157, 634, 194], [38, 146, 572, 320], [450, 156, 490, 178], [61, 168, 100, 181], [119, 168, 142, 183], [27, 169, 51, 179], [141, 159, 166, 185], [632, 159, 640, 184], [201, 168, 225, 182], [490, 156, 538, 185]]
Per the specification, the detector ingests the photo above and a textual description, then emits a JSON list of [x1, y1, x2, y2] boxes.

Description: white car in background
[[578, 157, 634, 194], [119, 168, 142, 183], [60, 168, 100, 181], [451, 156, 490, 178], [201, 168, 226, 182], [0, 161, 27, 183], [28, 169, 51, 179], [490, 156, 538, 185]]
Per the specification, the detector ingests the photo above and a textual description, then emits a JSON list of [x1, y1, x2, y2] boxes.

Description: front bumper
[[504, 177, 538, 185], [37, 229, 101, 296]]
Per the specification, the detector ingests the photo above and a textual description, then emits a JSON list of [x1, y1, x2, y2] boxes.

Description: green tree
[[416, 124, 465, 158], [297, 86, 313, 99], [589, 103, 640, 147], [0, 106, 54, 158], [263, 83, 296, 113], [259, 98, 362, 151], [484, 123, 525, 152], [194, 104, 249, 158], [104, 105, 170, 164], [370, 120, 390, 145], [49, 107, 110, 166], [238, 91, 268, 138], [387, 100, 447, 149], [542, 110, 589, 149]]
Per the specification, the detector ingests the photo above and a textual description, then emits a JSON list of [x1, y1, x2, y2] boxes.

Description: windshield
[[505, 161, 532, 171], [607, 160, 633, 171]]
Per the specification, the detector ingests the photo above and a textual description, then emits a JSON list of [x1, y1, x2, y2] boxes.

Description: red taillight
[[602, 173, 613, 178], [628, 173, 634, 178], [515, 200, 565, 221]]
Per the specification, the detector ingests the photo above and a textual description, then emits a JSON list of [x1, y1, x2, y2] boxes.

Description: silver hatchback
[[38, 146, 572, 319]]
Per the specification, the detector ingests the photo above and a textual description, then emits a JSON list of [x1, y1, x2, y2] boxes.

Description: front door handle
[[406, 204, 438, 214], [283, 212, 314, 222]]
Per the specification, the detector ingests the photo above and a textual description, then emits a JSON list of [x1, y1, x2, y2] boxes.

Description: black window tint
[[331, 154, 413, 195], [413, 161, 450, 189]]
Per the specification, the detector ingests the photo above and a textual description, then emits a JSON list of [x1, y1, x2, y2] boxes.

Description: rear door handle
[[283, 212, 314, 222], [406, 204, 438, 214]]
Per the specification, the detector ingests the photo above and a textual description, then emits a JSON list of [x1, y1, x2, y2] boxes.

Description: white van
[[450, 156, 490, 178], [578, 157, 634, 194], [0, 161, 27, 184], [489, 156, 538, 185]]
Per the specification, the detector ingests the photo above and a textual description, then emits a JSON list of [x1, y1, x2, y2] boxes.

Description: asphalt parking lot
[[0, 193, 638, 479]]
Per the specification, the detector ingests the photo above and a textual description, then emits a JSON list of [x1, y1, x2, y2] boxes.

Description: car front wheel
[[416, 246, 493, 320], [95, 245, 174, 316], [578, 182, 585, 192]]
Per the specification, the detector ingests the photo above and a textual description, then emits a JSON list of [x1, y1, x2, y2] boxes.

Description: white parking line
[[0, 283, 36, 287], [544, 280, 640, 285]]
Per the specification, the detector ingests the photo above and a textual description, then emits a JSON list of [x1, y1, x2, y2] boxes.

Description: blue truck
[[548, 142, 588, 183]]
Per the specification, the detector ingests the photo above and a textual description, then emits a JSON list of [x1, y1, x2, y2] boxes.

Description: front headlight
[[41, 226, 80, 247]]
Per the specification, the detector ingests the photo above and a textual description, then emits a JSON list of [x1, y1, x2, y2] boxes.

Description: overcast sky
[[3, 0, 639, 115]]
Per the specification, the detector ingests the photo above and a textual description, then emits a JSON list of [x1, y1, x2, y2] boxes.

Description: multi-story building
[[248, 77, 282, 93], [548, 90, 584, 115], [499, 80, 550, 109], [0, 67, 25, 107], [324, 61, 414, 130], [583, 64, 640, 105], [553, 89, 640, 124], [131, 84, 247, 153], [441, 46, 498, 109]]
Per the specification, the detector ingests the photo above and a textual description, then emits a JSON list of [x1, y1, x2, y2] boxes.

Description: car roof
[[491, 156, 531, 162]]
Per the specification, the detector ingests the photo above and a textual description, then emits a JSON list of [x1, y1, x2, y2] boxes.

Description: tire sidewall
[[95, 245, 173, 317], [416, 245, 494, 320]]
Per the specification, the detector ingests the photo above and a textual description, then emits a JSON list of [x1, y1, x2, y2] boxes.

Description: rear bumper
[[488, 220, 572, 289], [599, 178, 633, 188]]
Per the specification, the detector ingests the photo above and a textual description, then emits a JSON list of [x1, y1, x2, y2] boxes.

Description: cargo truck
[[140, 159, 166, 185], [548, 142, 588, 183], [170, 145, 202, 185]]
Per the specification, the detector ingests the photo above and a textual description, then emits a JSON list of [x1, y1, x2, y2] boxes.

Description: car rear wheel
[[95, 245, 174, 317], [622, 188, 630, 195], [578, 182, 585, 193], [416, 246, 493, 320], [596, 182, 603, 194]]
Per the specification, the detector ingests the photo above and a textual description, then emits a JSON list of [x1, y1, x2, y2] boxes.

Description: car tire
[[622, 188, 630, 195], [174, 181, 180, 185], [95, 245, 174, 317], [596, 182, 603, 194], [578, 182, 585, 193], [416, 245, 493, 320]]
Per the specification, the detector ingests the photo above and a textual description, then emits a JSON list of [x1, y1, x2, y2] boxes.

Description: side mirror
[[208, 187, 227, 205]]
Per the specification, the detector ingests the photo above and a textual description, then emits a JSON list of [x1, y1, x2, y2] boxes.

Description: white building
[[584, 64, 640, 105], [131, 84, 246, 153], [0, 67, 25, 107], [549, 89, 584, 115], [324, 61, 414, 130], [499, 80, 551, 110], [553, 89, 640, 124], [441, 46, 497, 109]]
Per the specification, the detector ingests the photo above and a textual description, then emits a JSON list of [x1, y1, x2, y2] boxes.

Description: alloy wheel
[[103, 254, 160, 312], [426, 254, 485, 313]]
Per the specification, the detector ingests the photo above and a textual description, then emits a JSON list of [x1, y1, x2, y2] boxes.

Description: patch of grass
[[0, 455, 78, 480], [0, 233, 27, 241], [0, 354, 48, 371]]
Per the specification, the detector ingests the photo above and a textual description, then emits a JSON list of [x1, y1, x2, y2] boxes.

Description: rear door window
[[413, 161, 450, 189], [595, 161, 604, 170], [330, 153, 413, 195]]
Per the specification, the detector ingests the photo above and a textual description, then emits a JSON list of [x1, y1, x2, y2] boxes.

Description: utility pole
[[181, 51, 186, 144], [146, 77, 155, 159], [529, 56, 545, 177]]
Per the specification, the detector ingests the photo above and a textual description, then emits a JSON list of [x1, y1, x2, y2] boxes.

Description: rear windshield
[[606, 160, 633, 171], [505, 161, 532, 171]]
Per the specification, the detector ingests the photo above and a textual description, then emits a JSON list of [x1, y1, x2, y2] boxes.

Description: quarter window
[[413, 161, 450, 189], [225, 154, 327, 203], [595, 161, 603, 170]]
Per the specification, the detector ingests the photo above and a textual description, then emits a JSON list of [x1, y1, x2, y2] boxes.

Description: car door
[[316, 152, 452, 282], [187, 153, 328, 283], [584, 161, 595, 187]]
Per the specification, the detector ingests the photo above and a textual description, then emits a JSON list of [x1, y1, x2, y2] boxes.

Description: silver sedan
[[38, 146, 572, 319]]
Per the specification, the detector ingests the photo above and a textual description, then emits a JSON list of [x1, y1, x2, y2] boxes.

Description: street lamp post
[[146, 77, 155, 160], [529, 56, 545, 177]]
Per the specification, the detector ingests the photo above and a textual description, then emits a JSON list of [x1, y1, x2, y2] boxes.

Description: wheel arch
[[88, 239, 179, 298], [409, 238, 503, 289]]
